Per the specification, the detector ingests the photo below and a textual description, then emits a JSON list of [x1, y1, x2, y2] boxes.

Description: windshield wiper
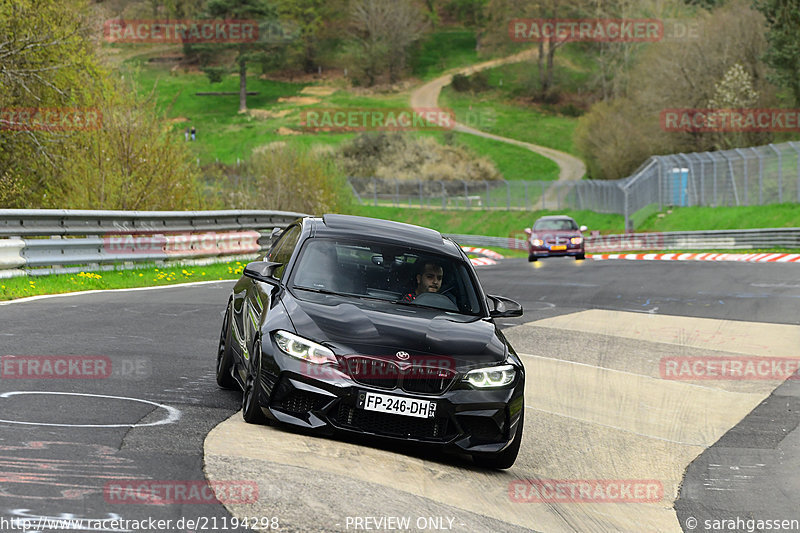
[[293, 286, 387, 302]]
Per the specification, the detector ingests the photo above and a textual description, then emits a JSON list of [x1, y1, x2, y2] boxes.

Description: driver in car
[[402, 262, 443, 302]]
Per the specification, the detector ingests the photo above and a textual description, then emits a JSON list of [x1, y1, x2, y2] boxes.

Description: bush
[[451, 72, 489, 93], [337, 132, 500, 182], [451, 73, 471, 92], [469, 71, 490, 92], [214, 145, 351, 215], [49, 85, 202, 210]]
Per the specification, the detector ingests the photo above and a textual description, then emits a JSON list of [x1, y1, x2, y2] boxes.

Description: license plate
[[358, 391, 436, 418], [551, 245, 567, 251]]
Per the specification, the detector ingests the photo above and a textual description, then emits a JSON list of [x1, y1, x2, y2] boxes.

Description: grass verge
[[638, 204, 800, 232], [346, 205, 625, 236], [0, 261, 243, 301]]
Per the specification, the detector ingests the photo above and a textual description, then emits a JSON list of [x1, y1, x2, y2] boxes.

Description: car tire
[[473, 409, 523, 470], [527, 253, 537, 262], [242, 338, 268, 425], [216, 303, 237, 390], [575, 253, 585, 260]]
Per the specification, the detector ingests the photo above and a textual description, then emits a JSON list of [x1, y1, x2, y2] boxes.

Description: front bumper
[[530, 244, 584, 257], [258, 357, 525, 454]]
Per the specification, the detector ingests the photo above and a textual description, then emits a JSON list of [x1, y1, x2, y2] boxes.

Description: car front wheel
[[242, 338, 268, 425], [216, 303, 237, 389]]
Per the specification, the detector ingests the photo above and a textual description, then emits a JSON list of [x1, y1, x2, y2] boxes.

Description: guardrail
[[1, 209, 797, 278], [447, 228, 800, 253], [0, 209, 306, 278]]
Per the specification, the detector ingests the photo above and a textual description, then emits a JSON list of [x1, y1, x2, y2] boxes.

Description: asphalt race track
[[1, 257, 798, 532]]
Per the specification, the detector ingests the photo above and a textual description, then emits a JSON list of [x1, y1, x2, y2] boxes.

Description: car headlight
[[274, 330, 335, 364], [570, 237, 583, 245], [464, 364, 516, 388], [532, 239, 543, 246]]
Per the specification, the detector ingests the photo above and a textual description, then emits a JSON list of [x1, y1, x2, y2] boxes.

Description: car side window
[[267, 225, 301, 280]]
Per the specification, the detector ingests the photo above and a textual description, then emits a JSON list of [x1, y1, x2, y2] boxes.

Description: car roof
[[534, 215, 576, 221], [308, 214, 462, 257]]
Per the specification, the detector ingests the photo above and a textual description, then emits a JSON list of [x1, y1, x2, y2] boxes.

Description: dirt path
[[410, 49, 586, 188]]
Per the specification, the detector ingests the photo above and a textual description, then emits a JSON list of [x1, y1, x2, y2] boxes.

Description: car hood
[[281, 290, 507, 365]]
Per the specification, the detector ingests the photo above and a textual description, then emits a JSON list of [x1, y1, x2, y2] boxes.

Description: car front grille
[[341, 356, 456, 395], [343, 356, 399, 389], [333, 404, 450, 441], [402, 366, 458, 394]]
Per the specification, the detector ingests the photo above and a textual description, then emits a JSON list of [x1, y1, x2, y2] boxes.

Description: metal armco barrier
[[1, 209, 797, 278], [447, 227, 800, 253], [0, 209, 306, 278]]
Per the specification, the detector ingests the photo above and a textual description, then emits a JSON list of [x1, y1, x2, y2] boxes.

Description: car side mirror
[[524, 228, 532, 236], [487, 295, 523, 318], [243, 261, 282, 283], [579, 225, 587, 232]]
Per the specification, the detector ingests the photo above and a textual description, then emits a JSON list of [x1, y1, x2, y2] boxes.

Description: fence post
[[524, 181, 529, 210], [485, 181, 490, 208], [441, 181, 446, 209], [506, 180, 511, 210], [769, 143, 783, 203], [734, 148, 749, 205], [750, 147, 763, 204], [698, 154, 705, 205], [623, 185, 631, 231], [720, 151, 740, 206], [789, 142, 800, 203], [394, 179, 399, 207], [541, 182, 546, 209], [372, 177, 377, 206], [419, 180, 424, 207], [711, 153, 718, 207], [464, 180, 469, 209]]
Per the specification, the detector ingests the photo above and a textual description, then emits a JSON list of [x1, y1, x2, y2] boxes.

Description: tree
[[484, 0, 586, 100], [575, 0, 774, 179], [50, 84, 201, 210], [0, 0, 104, 206], [347, 0, 428, 86], [274, 0, 347, 73], [0, 0, 202, 209], [754, 0, 800, 105], [197, 0, 284, 112]]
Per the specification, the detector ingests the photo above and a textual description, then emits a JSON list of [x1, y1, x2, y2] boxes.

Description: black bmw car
[[216, 214, 525, 468]]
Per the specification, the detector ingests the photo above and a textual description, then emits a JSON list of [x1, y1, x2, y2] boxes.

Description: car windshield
[[290, 238, 483, 316], [534, 219, 578, 231]]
